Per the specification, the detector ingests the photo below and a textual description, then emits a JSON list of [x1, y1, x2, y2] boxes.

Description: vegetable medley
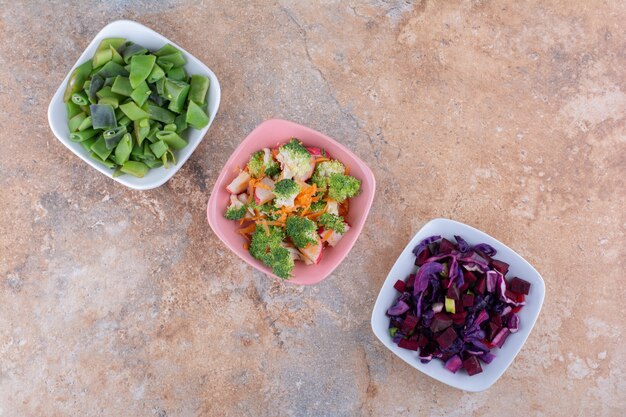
[[63, 38, 211, 178], [224, 139, 361, 279], [387, 235, 531, 376]]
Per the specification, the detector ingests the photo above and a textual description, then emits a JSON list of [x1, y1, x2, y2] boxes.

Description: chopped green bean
[[130, 81, 151, 107], [111, 76, 132, 96], [80, 135, 98, 152], [174, 112, 188, 133], [98, 96, 119, 108], [118, 115, 132, 127], [164, 79, 190, 113], [70, 128, 99, 142], [142, 141, 156, 161], [162, 148, 176, 168], [146, 102, 175, 123], [133, 118, 150, 145], [129, 54, 156, 89], [188, 75, 210, 105], [96, 86, 124, 100], [163, 123, 177, 132], [90, 104, 117, 129], [63, 60, 92, 102], [71, 91, 89, 106], [147, 64, 165, 83], [144, 159, 164, 168], [119, 101, 150, 121], [90, 136, 113, 160], [78, 115, 92, 131], [103, 125, 127, 150], [156, 130, 187, 150], [186, 100, 209, 129], [149, 140, 168, 159], [110, 45, 124, 64], [157, 51, 185, 69], [114, 133, 133, 165], [88, 75, 104, 103], [97, 38, 126, 52], [90, 152, 116, 169], [66, 101, 82, 118], [120, 161, 149, 178], [69, 112, 87, 132], [154, 43, 181, 57], [122, 43, 148, 64], [92, 48, 113, 68], [94, 61, 129, 78], [167, 67, 187, 81]]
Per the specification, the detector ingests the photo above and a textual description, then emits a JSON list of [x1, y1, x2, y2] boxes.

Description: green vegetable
[[274, 179, 300, 208], [445, 297, 456, 314], [120, 160, 149, 178], [129, 55, 155, 89], [247, 149, 280, 178], [225, 205, 247, 220], [249, 226, 294, 279], [90, 136, 113, 160], [164, 79, 190, 113], [133, 118, 150, 145], [311, 160, 345, 190], [185, 100, 209, 129], [114, 133, 133, 165], [66, 101, 82, 118], [130, 80, 151, 106], [68, 112, 87, 132], [188, 74, 210, 104], [70, 128, 98, 143], [119, 101, 150, 121], [167, 66, 187, 81], [146, 102, 176, 124], [89, 104, 116, 129], [122, 43, 148, 64], [318, 213, 346, 234], [147, 64, 165, 83], [285, 216, 318, 248], [277, 139, 312, 179], [71, 91, 89, 106], [63, 60, 92, 102], [103, 125, 127, 150], [309, 200, 327, 213], [327, 173, 361, 203], [111, 76, 132, 96], [156, 130, 186, 150]]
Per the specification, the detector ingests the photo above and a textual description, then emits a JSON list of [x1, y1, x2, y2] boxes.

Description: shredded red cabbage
[[386, 235, 531, 376]]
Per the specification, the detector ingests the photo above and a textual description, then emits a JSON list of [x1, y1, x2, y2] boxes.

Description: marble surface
[[1, 1, 625, 416]]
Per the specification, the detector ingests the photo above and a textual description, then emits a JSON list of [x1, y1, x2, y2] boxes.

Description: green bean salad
[[63, 38, 211, 177]]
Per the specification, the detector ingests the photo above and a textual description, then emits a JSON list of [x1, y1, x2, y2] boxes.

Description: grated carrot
[[261, 219, 270, 236], [265, 221, 285, 227], [255, 182, 272, 191], [345, 165, 350, 175], [243, 242, 249, 250], [321, 230, 333, 241], [238, 223, 257, 235], [314, 157, 330, 164]]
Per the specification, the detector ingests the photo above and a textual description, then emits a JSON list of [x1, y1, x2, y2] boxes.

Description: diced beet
[[401, 314, 419, 334], [417, 333, 429, 348], [475, 277, 486, 294], [487, 322, 501, 340], [455, 299, 464, 314], [436, 327, 458, 349], [482, 339, 496, 349], [444, 355, 463, 373], [415, 247, 431, 266], [398, 338, 419, 351], [430, 313, 453, 333], [459, 282, 470, 292], [492, 315, 502, 327], [505, 289, 518, 301], [451, 311, 467, 325], [462, 294, 475, 307], [393, 279, 406, 293], [446, 285, 460, 300], [441, 278, 450, 288], [490, 259, 509, 275], [406, 274, 416, 289], [463, 270, 478, 284], [439, 238, 456, 254], [510, 277, 531, 295], [516, 293, 525, 303], [492, 328, 511, 348], [512, 305, 523, 313], [463, 356, 483, 376]]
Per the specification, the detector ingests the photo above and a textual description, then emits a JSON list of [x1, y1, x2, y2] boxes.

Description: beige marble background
[[1, 1, 625, 416]]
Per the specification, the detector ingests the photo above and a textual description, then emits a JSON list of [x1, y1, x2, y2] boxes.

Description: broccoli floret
[[318, 213, 346, 234], [273, 179, 301, 208], [277, 139, 313, 180], [249, 226, 294, 279], [247, 148, 281, 178], [309, 200, 326, 213], [286, 216, 318, 248], [268, 246, 295, 279], [224, 204, 247, 220], [327, 173, 361, 203], [311, 160, 345, 190]]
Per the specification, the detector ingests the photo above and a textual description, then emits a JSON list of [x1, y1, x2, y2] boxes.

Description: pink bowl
[[207, 119, 376, 285]]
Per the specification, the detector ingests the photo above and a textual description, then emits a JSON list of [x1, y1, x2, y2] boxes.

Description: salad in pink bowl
[[207, 119, 376, 285]]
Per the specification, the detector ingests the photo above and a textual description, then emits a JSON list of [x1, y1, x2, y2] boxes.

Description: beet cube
[[398, 338, 419, 351], [463, 270, 478, 284], [401, 314, 419, 333], [462, 294, 475, 307], [510, 277, 531, 295], [505, 289, 519, 301], [492, 315, 502, 327], [406, 274, 416, 289], [475, 277, 486, 294], [430, 313, 453, 333], [446, 285, 461, 300], [463, 356, 483, 376], [436, 327, 458, 349], [439, 238, 456, 254], [487, 322, 501, 340], [393, 279, 406, 293], [451, 311, 467, 325], [415, 247, 431, 266], [490, 259, 510, 275], [455, 299, 464, 314], [417, 333, 429, 348]]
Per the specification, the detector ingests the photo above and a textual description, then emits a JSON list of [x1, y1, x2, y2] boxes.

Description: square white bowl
[[371, 218, 546, 392], [47, 20, 221, 190]]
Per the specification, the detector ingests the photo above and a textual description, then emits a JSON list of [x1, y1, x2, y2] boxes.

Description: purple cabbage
[[454, 235, 470, 253], [474, 243, 497, 257], [412, 235, 441, 258]]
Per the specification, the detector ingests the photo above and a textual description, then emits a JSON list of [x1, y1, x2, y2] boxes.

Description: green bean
[[174, 112, 188, 133], [63, 60, 92, 102], [188, 75, 210, 105], [68, 112, 87, 132], [130, 142, 144, 160], [144, 159, 164, 169], [146, 123, 161, 142], [157, 51, 185, 69], [78, 116, 92, 131], [66, 101, 82, 118], [94, 61, 129, 78], [90, 152, 116, 169], [88, 75, 104, 103], [163, 123, 177, 132], [71, 91, 89, 106], [114, 133, 133, 165], [96, 86, 124, 100], [154, 43, 181, 57], [149, 140, 168, 159], [167, 67, 187, 81], [98, 96, 119, 108], [103, 125, 127, 149], [162, 148, 176, 168], [70, 128, 99, 142], [117, 115, 132, 127], [185, 100, 209, 129], [133, 118, 150, 145], [119, 101, 150, 121], [148, 83, 166, 106], [156, 130, 186, 150], [90, 136, 113, 160], [80, 135, 98, 152], [90, 104, 117, 129], [142, 141, 156, 161], [122, 43, 148, 64], [129, 55, 155, 89], [92, 48, 113, 68], [111, 76, 132, 96], [156, 77, 166, 97], [146, 102, 175, 124], [110, 45, 124, 65], [164, 79, 189, 113], [97, 38, 126, 52], [147, 64, 165, 83], [120, 161, 149, 178], [130, 81, 151, 107]]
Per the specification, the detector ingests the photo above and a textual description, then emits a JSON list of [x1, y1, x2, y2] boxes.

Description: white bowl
[[47, 20, 221, 190], [371, 218, 546, 392]]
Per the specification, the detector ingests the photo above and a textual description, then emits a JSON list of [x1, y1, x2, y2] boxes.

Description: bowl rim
[[207, 118, 376, 285], [370, 217, 546, 391], [47, 19, 221, 190]]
